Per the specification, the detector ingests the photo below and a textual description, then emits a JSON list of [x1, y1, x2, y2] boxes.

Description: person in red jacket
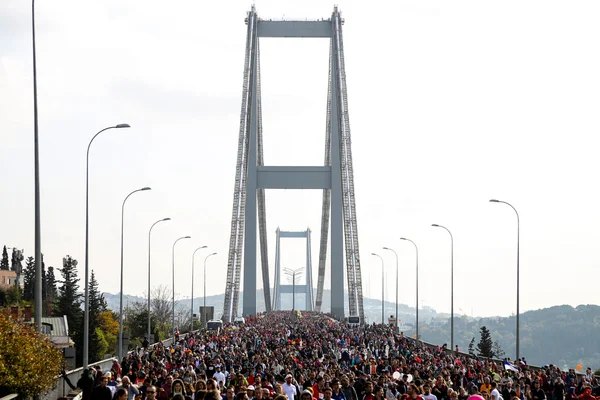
[[578, 386, 595, 400], [401, 385, 423, 400], [313, 377, 325, 400]]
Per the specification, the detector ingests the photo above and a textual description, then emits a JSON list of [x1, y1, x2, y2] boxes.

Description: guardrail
[[41, 332, 191, 400], [406, 334, 558, 374]]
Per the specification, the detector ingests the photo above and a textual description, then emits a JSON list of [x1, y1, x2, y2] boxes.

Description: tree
[[0, 313, 63, 397], [44, 265, 58, 316], [493, 340, 505, 359], [477, 326, 494, 358], [97, 310, 119, 357], [176, 307, 191, 333], [89, 270, 108, 362], [89, 271, 107, 315], [151, 285, 173, 325], [22, 256, 36, 302], [0, 286, 22, 307], [468, 337, 475, 355], [124, 285, 177, 347], [54, 255, 83, 365], [0, 246, 8, 270], [10, 248, 23, 273], [46, 266, 58, 303], [125, 300, 152, 348], [41, 255, 47, 302]]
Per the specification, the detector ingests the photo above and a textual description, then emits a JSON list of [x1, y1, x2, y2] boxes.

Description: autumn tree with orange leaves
[[0, 312, 63, 397]]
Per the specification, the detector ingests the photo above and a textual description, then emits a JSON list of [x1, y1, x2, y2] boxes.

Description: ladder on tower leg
[[334, 9, 365, 323], [256, 40, 272, 313], [332, 10, 357, 318], [315, 41, 334, 313], [224, 8, 257, 323]]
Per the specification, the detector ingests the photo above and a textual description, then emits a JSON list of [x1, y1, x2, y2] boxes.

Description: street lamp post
[[490, 199, 520, 362], [283, 268, 303, 311], [432, 224, 454, 354], [147, 217, 170, 340], [203, 253, 217, 327], [172, 236, 191, 337], [382, 247, 398, 328], [31, 1, 43, 352], [118, 187, 151, 361], [83, 123, 130, 368], [400, 237, 419, 340], [191, 246, 208, 330], [371, 253, 385, 324]]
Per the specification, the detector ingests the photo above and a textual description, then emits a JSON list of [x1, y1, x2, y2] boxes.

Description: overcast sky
[[2, 0, 600, 319]]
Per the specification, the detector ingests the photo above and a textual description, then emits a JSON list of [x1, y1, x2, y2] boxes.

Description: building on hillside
[[0, 270, 21, 288]]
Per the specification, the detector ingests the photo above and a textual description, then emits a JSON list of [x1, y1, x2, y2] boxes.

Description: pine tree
[[46, 266, 58, 316], [22, 256, 36, 302], [88, 270, 108, 362], [477, 326, 494, 358], [42, 254, 47, 302], [468, 337, 475, 355], [10, 248, 17, 271], [0, 246, 9, 270], [54, 255, 83, 365], [89, 270, 108, 318], [46, 266, 58, 301]]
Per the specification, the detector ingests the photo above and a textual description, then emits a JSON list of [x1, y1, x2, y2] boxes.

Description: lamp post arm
[[86, 127, 113, 160]]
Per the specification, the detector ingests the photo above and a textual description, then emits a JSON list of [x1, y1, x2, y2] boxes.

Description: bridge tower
[[222, 5, 365, 324], [272, 228, 314, 311]]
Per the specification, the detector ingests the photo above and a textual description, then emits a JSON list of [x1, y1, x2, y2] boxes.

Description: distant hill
[[103, 291, 600, 369], [416, 304, 600, 370], [102, 290, 432, 323]]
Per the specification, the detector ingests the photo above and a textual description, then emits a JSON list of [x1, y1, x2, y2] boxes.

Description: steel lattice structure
[[222, 5, 364, 324]]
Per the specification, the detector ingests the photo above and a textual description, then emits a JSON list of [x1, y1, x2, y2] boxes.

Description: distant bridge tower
[[222, 5, 365, 324], [272, 228, 314, 311]]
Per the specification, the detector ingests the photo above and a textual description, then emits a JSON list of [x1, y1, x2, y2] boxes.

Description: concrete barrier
[[43, 358, 115, 400], [41, 332, 190, 400]]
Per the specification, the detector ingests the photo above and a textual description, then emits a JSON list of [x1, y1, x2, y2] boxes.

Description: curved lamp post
[[172, 236, 191, 337], [432, 223, 454, 354], [83, 123, 130, 368], [147, 217, 171, 339], [490, 199, 520, 362], [400, 237, 419, 340], [382, 247, 398, 328], [191, 246, 208, 329], [118, 186, 151, 361]]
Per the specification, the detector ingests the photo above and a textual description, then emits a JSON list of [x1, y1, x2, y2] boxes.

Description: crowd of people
[[66, 311, 599, 400]]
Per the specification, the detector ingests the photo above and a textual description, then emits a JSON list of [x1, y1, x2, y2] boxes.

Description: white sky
[[2, 0, 600, 318]]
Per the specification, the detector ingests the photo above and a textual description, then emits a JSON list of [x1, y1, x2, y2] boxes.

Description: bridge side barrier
[[41, 330, 197, 400], [405, 334, 569, 375]]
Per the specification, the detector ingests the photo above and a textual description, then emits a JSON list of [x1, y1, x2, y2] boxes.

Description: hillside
[[102, 289, 433, 325], [103, 291, 600, 369], [417, 304, 600, 370]]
